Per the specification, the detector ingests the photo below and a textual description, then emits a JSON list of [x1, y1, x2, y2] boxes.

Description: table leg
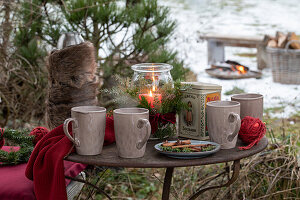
[[188, 159, 240, 200], [162, 167, 174, 200]]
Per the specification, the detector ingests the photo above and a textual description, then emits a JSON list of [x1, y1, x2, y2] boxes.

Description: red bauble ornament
[[238, 116, 266, 150], [30, 127, 49, 145], [0, 128, 4, 149]]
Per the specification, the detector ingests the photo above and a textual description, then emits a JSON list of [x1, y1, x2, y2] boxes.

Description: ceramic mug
[[231, 93, 263, 120], [63, 106, 106, 155], [113, 108, 151, 158], [207, 101, 241, 149]]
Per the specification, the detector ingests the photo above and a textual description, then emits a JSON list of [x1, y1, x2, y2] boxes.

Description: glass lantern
[[131, 63, 173, 107]]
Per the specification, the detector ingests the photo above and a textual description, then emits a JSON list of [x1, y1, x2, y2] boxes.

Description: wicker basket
[[266, 40, 300, 84]]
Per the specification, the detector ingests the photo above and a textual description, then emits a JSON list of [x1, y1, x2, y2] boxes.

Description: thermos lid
[[57, 32, 84, 49], [181, 82, 222, 90]]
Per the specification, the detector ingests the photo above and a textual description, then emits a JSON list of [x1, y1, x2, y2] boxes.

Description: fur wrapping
[[46, 42, 99, 129]]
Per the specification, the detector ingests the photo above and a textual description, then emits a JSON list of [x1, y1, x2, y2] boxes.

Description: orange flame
[[236, 65, 247, 74], [152, 75, 156, 92], [149, 90, 153, 97]]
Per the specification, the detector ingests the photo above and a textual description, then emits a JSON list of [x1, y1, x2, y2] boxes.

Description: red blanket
[[0, 147, 86, 200], [25, 116, 115, 200]]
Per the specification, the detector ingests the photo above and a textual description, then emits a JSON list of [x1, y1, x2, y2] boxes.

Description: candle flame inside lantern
[[139, 70, 162, 108], [149, 90, 153, 97], [152, 75, 156, 92]]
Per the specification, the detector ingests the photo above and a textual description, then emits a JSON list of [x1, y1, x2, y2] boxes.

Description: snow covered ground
[[160, 0, 300, 117]]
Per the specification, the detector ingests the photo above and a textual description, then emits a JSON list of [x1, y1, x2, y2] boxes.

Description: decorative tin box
[[179, 82, 222, 140]]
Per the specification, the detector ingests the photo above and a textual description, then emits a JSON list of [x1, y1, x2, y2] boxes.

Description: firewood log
[[262, 35, 272, 46], [276, 31, 288, 48], [287, 32, 300, 49], [267, 39, 277, 48], [263, 35, 276, 46], [46, 42, 99, 129]]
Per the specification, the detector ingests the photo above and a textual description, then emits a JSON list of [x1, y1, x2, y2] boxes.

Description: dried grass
[[0, 53, 47, 128], [0, 1, 47, 128]]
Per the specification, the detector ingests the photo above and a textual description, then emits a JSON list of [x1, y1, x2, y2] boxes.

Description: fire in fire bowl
[[206, 60, 262, 80]]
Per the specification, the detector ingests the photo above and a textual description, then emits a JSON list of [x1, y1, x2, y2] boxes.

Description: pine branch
[[138, 96, 151, 110], [3, 129, 34, 145], [0, 129, 34, 165]]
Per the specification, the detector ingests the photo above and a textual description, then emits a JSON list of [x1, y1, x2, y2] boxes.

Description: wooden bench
[[200, 33, 267, 70]]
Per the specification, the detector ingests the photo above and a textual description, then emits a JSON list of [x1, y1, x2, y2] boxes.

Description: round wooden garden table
[[65, 137, 268, 200]]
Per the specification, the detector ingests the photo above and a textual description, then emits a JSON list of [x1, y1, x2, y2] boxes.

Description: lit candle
[[152, 75, 156, 92], [139, 90, 162, 108], [139, 69, 162, 107]]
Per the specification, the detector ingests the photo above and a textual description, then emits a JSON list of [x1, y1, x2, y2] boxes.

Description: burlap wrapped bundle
[[46, 42, 99, 129]]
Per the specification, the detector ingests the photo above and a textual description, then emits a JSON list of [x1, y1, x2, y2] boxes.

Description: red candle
[[139, 90, 162, 108]]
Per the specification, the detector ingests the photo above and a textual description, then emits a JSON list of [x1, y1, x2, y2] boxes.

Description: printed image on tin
[[184, 101, 193, 126]]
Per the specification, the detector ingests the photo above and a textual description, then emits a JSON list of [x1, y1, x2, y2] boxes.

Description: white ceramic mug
[[113, 108, 151, 158], [207, 101, 241, 149], [63, 106, 106, 155], [231, 93, 263, 120]]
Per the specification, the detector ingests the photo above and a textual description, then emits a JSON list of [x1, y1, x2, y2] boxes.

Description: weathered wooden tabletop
[[65, 137, 268, 168]]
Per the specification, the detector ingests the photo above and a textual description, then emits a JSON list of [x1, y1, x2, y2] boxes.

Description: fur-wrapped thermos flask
[[46, 35, 99, 129]]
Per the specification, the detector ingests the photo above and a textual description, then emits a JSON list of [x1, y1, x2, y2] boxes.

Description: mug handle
[[227, 112, 241, 142], [136, 119, 151, 150], [63, 118, 80, 146]]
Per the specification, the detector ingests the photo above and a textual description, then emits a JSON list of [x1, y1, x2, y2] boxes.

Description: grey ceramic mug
[[207, 101, 241, 149], [231, 93, 263, 120], [113, 108, 151, 158], [63, 106, 106, 155]]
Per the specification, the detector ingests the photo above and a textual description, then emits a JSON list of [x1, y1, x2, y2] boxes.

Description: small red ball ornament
[[30, 127, 49, 145]]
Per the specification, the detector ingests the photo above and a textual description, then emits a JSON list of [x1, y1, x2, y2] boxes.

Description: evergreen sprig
[[104, 77, 190, 115], [102, 77, 190, 139], [159, 80, 190, 114], [138, 96, 152, 111], [0, 129, 34, 165], [153, 123, 176, 139], [3, 129, 34, 145]]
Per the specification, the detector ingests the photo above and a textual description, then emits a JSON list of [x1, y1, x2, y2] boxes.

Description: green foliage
[[224, 86, 246, 95], [138, 96, 152, 111], [17, 39, 47, 66], [160, 144, 216, 152], [100, 76, 139, 109], [102, 77, 189, 115], [101, 77, 189, 139], [160, 146, 193, 152], [33, 0, 186, 81], [0, 129, 34, 165], [94, 168, 160, 199], [171, 60, 189, 81], [1, 0, 188, 127], [0, 0, 48, 127], [264, 106, 285, 116], [159, 80, 189, 114], [152, 123, 176, 139], [3, 129, 33, 145]]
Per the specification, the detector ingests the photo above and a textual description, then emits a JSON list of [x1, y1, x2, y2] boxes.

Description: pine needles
[[0, 129, 34, 165]]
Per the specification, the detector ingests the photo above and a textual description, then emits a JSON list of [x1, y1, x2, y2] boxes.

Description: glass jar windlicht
[[131, 63, 173, 107]]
